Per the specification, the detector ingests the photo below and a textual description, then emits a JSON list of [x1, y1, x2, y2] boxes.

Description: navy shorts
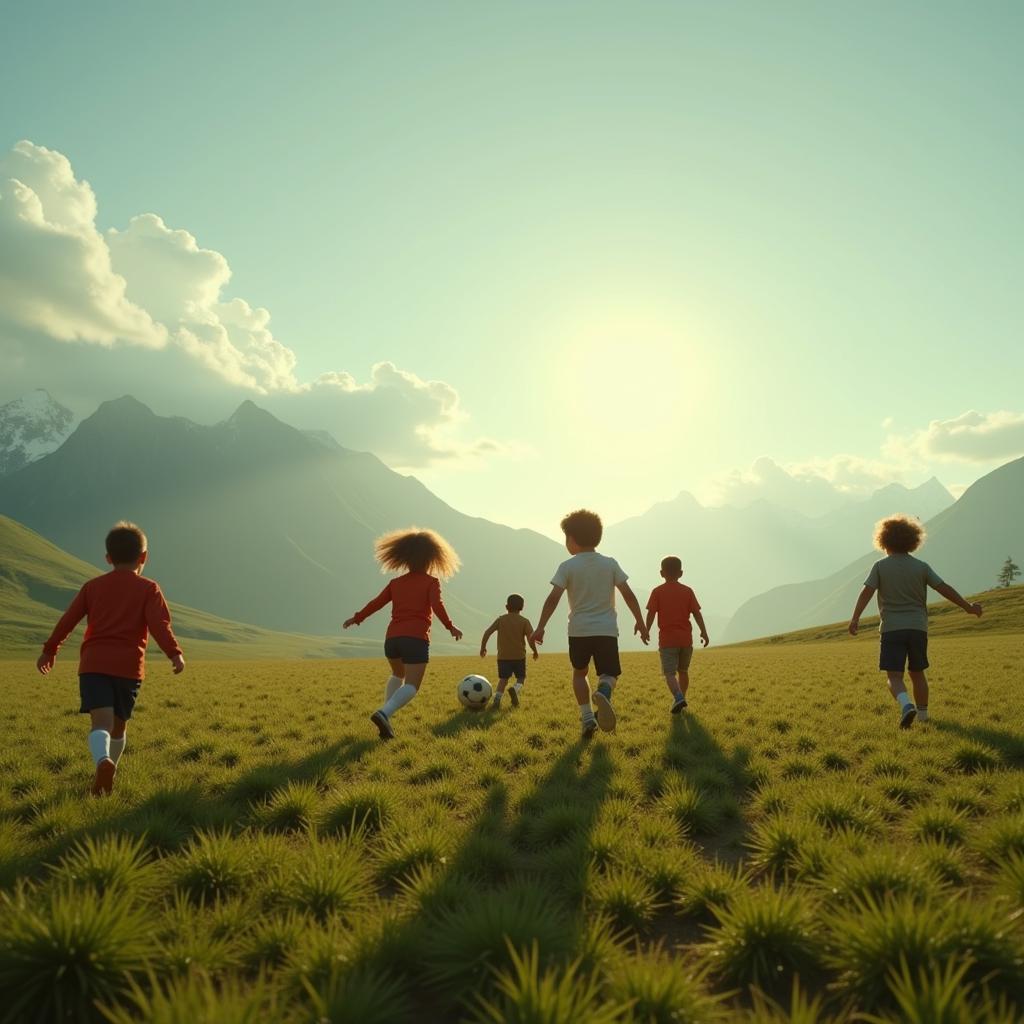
[[79, 673, 142, 720], [879, 629, 929, 672], [497, 658, 527, 681], [384, 636, 430, 665], [568, 636, 621, 677]]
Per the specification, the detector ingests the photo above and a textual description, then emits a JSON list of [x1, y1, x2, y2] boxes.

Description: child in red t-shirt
[[37, 521, 185, 795], [344, 528, 463, 740], [642, 556, 708, 713]]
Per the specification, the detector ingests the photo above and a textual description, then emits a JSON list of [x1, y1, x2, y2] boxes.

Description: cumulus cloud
[[0, 140, 502, 468], [889, 410, 1024, 463], [703, 455, 908, 515]]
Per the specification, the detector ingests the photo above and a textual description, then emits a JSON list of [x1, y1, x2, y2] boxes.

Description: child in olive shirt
[[849, 515, 981, 728], [479, 594, 538, 708]]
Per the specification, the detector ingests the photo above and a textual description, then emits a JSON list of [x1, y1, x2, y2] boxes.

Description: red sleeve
[[145, 584, 183, 660], [646, 589, 659, 611], [354, 583, 392, 624], [430, 578, 454, 631], [43, 586, 88, 657]]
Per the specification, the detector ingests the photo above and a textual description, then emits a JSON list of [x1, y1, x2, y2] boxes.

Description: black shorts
[[879, 629, 929, 672], [79, 673, 142, 720], [568, 636, 621, 677], [497, 658, 527, 681], [384, 636, 430, 665]]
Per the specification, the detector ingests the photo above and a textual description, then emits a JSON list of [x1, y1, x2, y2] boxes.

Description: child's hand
[[635, 622, 650, 646], [968, 602, 983, 617], [342, 617, 358, 629], [531, 628, 545, 646], [36, 652, 54, 675], [479, 647, 487, 658], [848, 619, 859, 636], [699, 632, 710, 648], [450, 626, 463, 641], [171, 654, 186, 674], [532, 651, 539, 661]]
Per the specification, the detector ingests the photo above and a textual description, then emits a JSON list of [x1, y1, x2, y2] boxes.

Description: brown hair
[[661, 556, 683, 577], [873, 515, 925, 554], [374, 528, 461, 578], [506, 593, 525, 612], [560, 509, 603, 548], [106, 521, 147, 564]]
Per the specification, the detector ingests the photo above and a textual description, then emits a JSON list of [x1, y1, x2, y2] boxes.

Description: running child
[[531, 509, 649, 739], [343, 528, 463, 739], [643, 556, 709, 713], [36, 521, 185, 796], [848, 515, 982, 728], [479, 593, 538, 709]]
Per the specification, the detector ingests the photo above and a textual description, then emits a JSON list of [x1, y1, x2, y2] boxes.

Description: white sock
[[513, 682, 523, 693], [88, 729, 111, 766], [384, 675, 402, 702], [109, 735, 126, 765], [917, 706, 929, 721], [896, 692, 913, 710], [381, 683, 417, 719], [580, 703, 594, 722], [493, 691, 503, 703], [598, 674, 616, 694]]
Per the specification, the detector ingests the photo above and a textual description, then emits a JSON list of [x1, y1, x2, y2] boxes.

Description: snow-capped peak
[[0, 390, 76, 477]]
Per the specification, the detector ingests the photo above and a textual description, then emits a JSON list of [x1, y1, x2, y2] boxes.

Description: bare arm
[[934, 582, 983, 617], [617, 582, 649, 644], [848, 585, 876, 635], [693, 609, 710, 647], [524, 619, 539, 658], [531, 585, 564, 645], [479, 622, 497, 657], [644, 608, 656, 634]]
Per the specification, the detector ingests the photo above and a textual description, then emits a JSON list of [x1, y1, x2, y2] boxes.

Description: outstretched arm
[[343, 584, 391, 629], [934, 582, 983, 617], [618, 582, 649, 645], [531, 585, 564, 645], [848, 585, 876, 635], [693, 609, 710, 647]]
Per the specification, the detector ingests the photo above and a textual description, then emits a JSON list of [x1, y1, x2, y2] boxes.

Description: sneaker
[[593, 691, 617, 732], [671, 695, 688, 714], [899, 704, 917, 730], [917, 708, 929, 723], [91, 757, 116, 796], [581, 716, 597, 740], [509, 686, 520, 708], [370, 710, 395, 740]]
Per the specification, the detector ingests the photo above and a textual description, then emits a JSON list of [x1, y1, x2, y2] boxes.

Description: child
[[531, 509, 649, 739], [644, 556, 709, 713], [36, 521, 185, 796], [848, 515, 982, 728], [344, 528, 463, 740], [479, 594, 538, 709]]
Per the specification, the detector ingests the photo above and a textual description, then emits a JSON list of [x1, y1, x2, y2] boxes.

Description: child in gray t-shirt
[[848, 515, 982, 728]]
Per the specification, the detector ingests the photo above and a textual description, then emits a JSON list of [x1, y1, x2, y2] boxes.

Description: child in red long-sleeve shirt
[[37, 521, 185, 795], [344, 528, 462, 740]]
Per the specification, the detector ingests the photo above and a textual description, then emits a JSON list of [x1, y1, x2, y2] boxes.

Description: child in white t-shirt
[[531, 509, 649, 738]]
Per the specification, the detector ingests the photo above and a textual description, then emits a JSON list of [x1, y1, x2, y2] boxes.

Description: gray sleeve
[[551, 561, 569, 589], [611, 558, 628, 585], [925, 563, 944, 588], [864, 562, 880, 589]]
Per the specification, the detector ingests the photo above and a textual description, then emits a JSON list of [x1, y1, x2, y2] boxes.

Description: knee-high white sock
[[109, 735, 126, 765], [598, 674, 616, 695], [579, 702, 594, 722], [88, 729, 111, 766], [384, 675, 402, 702], [381, 683, 417, 719]]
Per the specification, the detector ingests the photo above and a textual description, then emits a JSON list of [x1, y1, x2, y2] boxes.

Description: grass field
[[2, 634, 1023, 1022]]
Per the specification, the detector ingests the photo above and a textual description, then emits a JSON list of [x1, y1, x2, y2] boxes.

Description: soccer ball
[[458, 674, 492, 711]]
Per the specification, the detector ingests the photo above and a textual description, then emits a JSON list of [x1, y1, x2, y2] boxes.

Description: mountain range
[[0, 390, 75, 476], [724, 455, 1024, 641]]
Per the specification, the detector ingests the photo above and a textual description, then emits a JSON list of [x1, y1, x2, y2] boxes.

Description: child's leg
[[380, 662, 426, 717], [495, 675, 510, 695], [109, 716, 127, 766], [885, 670, 917, 728], [88, 707, 114, 762], [572, 668, 592, 707], [660, 649, 683, 698], [909, 670, 929, 720], [384, 658, 405, 702]]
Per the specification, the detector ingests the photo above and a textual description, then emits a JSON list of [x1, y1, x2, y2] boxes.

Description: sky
[[1, 1, 1022, 536]]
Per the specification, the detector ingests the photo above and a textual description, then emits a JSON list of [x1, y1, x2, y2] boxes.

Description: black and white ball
[[458, 674, 492, 711]]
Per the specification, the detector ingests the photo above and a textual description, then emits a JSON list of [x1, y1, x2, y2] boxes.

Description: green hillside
[[0, 515, 380, 659], [736, 585, 1024, 647]]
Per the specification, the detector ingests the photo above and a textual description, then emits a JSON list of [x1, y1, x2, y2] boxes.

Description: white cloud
[[890, 410, 1024, 463], [0, 140, 502, 468]]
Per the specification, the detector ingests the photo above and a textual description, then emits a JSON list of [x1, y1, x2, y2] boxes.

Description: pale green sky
[[2, 1, 1022, 534]]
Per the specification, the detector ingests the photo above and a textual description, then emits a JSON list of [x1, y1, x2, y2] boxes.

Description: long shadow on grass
[[430, 708, 504, 737], [928, 719, 1024, 767], [1, 736, 378, 884], [659, 714, 754, 867]]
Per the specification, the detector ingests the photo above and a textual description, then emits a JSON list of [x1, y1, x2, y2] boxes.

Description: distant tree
[[997, 556, 1021, 588]]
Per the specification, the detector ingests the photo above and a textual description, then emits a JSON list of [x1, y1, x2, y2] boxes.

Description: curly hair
[[374, 528, 461, 578], [106, 521, 147, 564], [560, 509, 603, 548], [874, 515, 925, 554]]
